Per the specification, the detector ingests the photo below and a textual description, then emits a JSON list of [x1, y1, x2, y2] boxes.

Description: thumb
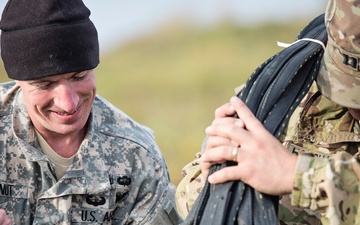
[[230, 96, 263, 132]]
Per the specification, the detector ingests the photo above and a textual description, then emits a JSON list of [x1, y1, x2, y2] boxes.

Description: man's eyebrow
[[27, 79, 53, 85], [73, 71, 86, 76], [27, 71, 84, 84]]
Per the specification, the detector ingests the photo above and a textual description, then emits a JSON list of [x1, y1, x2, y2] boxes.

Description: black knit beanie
[[0, 0, 99, 80]]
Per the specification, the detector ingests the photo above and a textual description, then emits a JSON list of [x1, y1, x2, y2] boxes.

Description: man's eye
[[35, 82, 52, 89], [73, 75, 87, 81], [73, 73, 88, 81]]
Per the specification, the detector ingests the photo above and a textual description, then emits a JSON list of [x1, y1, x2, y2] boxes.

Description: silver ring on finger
[[231, 147, 239, 162]]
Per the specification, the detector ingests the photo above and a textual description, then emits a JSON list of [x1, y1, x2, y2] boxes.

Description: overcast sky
[[0, 0, 327, 53]]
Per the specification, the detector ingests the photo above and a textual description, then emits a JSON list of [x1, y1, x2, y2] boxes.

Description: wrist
[[282, 153, 298, 194]]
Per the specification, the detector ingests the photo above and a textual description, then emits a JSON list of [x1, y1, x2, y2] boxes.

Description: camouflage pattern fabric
[[175, 152, 204, 220], [0, 81, 179, 224], [280, 82, 360, 225], [176, 82, 360, 224], [317, 0, 360, 110]]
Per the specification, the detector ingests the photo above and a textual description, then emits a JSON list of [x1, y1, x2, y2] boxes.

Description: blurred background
[[0, 0, 327, 185]]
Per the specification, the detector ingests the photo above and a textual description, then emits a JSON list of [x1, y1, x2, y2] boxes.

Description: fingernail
[[205, 126, 212, 133], [208, 175, 214, 184], [234, 121, 242, 127]]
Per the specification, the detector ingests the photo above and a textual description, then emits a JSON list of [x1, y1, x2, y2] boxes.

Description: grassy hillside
[[0, 20, 313, 184]]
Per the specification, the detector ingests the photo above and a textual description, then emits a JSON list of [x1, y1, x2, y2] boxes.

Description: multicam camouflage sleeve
[[175, 152, 205, 220], [291, 152, 360, 225], [279, 82, 360, 225], [292, 0, 360, 223]]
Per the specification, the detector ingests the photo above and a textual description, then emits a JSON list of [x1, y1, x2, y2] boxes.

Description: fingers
[[210, 116, 243, 127], [201, 97, 249, 178], [206, 97, 266, 144], [208, 117, 245, 140], [201, 145, 238, 165], [229, 96, 264, 132], [0, 209, 11, 225], [205, 135, 234, 149], [200, 96, 298, 195], [200, 145, 239, 178], [206, 115, 245, 148], [214, 102, 236, 119], [207, 165, 245, 184], [205, 122, 248, 146], [201, 146, 245, 185]]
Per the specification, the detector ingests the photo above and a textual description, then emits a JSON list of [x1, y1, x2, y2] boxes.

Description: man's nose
[[53, 82, 79, 113]]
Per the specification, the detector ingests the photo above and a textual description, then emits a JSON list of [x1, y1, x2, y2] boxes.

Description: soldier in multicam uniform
[[0, 0, 180, 224], [176, 0, 360, 224]]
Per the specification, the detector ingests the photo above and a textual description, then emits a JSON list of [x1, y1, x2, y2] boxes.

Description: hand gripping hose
[[182, 14, 327, 225]]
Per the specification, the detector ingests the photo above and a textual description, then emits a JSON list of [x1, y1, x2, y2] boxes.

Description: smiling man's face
[[16, 69, 96, 137]]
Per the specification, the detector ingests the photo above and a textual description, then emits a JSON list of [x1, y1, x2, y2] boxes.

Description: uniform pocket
[[70, 175, 132, 224], [0, 182, 30, 224]]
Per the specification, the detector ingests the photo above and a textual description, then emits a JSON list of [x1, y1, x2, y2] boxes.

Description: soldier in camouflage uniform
[[176, 0, 360, 224], [0, 0, 180, 224]]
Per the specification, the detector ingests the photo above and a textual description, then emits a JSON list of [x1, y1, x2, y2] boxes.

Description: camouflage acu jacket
[[176, 82, 360, 225], [0, 81, 179, 225]]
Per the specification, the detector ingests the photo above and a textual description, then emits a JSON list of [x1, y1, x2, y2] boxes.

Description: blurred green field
[[0, 20, 314, 185]]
